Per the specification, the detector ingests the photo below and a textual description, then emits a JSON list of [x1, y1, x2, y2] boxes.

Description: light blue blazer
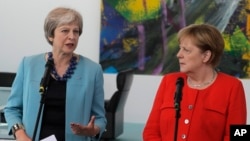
[[4, 53, 107, 141]]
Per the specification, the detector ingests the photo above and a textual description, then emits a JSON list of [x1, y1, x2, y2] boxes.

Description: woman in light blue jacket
[[4, 7, 106, 141]]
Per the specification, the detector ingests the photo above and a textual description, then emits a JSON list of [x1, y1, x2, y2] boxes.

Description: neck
[[53, 53, 73, 65]]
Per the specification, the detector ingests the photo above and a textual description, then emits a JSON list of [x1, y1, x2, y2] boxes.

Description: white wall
[[0, 0, 249, 124]]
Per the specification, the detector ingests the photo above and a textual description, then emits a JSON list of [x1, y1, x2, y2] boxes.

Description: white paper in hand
[[40, 134, 57, 141]]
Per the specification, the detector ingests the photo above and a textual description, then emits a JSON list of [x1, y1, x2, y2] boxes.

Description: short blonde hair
[[177, 23, 225, 67], [44, 7, 83, 45]]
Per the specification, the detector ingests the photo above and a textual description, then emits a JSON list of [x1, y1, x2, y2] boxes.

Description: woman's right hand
[[15, 129, 32, 141]]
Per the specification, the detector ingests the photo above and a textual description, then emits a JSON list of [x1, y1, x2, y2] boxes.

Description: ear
[[48, 37, 54, 42], [202, 50, 211, 63]]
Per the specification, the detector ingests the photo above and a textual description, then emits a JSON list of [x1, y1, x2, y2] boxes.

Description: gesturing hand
[[15, 129, 32, 141], [70, 115, 100, 137]]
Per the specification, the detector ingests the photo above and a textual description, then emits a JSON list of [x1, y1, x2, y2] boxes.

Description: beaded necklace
[[187, 70, 216, 88], [48, 52, 77, 81]]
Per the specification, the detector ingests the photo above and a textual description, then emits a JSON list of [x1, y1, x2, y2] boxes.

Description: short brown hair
[[177, 23, 224, 67]]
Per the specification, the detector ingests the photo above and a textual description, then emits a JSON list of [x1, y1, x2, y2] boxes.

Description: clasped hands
[[70, 115, 100, 137]]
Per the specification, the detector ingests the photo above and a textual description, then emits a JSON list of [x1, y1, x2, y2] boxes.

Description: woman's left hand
[[70, 115, 100, 136]]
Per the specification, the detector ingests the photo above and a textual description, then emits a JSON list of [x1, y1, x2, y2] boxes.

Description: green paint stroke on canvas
[[106, 0, 161, 22]]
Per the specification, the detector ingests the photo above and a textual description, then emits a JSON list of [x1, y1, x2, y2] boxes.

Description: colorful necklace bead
[[48, 52, 77, 81]]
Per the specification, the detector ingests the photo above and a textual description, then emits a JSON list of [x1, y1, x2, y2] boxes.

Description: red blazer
[[143, 72, 247, 141]]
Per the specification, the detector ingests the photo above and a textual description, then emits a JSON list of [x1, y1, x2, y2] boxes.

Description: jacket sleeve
[[223, 80, 247, 141], [143, 76, 167, 141], [91, 64, 107, 140], [4, 57, 25, 135]]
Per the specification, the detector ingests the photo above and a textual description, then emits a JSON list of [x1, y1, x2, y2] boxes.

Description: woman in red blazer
[[143, 24, 247, 141]]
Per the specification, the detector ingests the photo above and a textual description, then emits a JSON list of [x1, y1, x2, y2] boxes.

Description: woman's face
[[49, 23, 80, 54], [176, 37, 209, 73]]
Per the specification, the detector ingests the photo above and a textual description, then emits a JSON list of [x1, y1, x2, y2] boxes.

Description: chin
[[179, 69, 187, 73]]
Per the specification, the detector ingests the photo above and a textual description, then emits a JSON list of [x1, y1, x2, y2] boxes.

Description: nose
[[176, 49, 181, 58], [68, 31, 75, 40]]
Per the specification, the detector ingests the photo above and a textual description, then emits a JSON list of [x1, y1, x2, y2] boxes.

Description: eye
[[62, 29, 69, 33], [73, 30, 80, 35], [183, 47, 191, 53], [183, 48, 189, 52]]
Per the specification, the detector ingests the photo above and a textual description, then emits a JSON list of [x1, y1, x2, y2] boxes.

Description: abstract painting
[[99, 0, 250, 78]]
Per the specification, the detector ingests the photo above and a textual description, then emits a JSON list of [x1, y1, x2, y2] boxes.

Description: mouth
[[65, 43, 75, 47], [179, 62, 185, 65]]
